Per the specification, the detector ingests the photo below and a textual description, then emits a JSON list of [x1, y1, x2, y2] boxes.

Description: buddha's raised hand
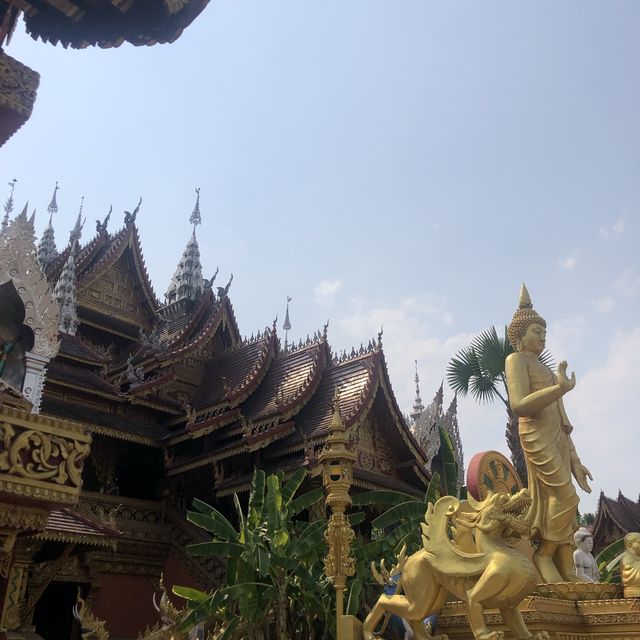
[[557, 360, 576, 392]]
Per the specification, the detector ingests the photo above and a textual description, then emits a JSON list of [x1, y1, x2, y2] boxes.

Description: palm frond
[[474, 326, 513, 377], [446, 346, 481, 396], [469, 372, 501, 404]]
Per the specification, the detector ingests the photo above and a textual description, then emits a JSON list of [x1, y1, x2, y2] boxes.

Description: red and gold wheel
[[466, 450, 523, 500]]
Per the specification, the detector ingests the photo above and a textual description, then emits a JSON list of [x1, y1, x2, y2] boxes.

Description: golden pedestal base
[[438, 595, 640, 639]]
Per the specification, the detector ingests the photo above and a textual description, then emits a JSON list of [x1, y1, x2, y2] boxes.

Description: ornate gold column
[[316, 389, 361, 640]]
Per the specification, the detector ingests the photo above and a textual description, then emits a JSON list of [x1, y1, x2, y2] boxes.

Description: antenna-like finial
[[410, 360, 424, 423], [2, 178, 17, 230], [283, 296, 292, 353], [189, 187, 202, 229], [69, 197, 86, 245], [47, 182, 59, 219]]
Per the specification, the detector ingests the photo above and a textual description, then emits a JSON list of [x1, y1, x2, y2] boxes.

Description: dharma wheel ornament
[[316, 387, 359, 640]]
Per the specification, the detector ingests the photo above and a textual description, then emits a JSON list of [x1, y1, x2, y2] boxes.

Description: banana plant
[[174, 467, 328, 639]]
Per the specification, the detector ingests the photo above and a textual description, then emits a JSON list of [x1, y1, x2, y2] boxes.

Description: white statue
[[573, 528, 600, 582]]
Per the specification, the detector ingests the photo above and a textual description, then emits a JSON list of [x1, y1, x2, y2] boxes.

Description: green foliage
[[175, 468, 329, 639], [596, 537, 625, 584]]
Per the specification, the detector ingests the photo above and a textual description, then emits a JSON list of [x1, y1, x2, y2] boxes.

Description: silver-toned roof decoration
[[331, 334, 379, 365], [412, 382, 444, 469], [165, 189, 205, 305], [37, 182, 59, 269], [283, 296, 292, 352], [2, 178, 17, 230], [53, 241, 79, 336], [410, 360, 425, 424], [68, 196, 85, 245], [189, 187, 201, 227], [443, 393, 464, 489]]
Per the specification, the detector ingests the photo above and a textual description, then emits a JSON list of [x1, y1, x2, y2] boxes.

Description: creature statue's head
[[455, 489, 532, 547]]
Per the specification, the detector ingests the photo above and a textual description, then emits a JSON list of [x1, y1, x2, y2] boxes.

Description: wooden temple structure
[[0, 188, 431, 638], [591, 490, 640, 553]]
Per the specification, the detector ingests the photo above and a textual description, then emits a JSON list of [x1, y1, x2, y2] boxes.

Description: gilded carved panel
[[352, 416, 395, 477]]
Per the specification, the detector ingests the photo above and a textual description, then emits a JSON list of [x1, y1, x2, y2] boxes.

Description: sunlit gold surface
[[362, 490, 547, 640], [317, 389, 358, 640], [622, 532, 640, 598], [505, 284, 592, 584]]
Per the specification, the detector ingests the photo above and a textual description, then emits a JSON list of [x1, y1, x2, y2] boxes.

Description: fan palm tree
[[446, 325, 553, 486]]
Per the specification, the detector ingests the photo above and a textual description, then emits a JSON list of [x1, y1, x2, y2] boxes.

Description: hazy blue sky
[[3, 2, 639, 512]]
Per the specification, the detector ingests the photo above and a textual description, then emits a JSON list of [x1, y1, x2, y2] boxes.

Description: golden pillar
[[317, 389, 360, 640]]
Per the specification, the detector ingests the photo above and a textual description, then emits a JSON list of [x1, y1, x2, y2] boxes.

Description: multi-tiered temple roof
[[29, 189, 430, 501]]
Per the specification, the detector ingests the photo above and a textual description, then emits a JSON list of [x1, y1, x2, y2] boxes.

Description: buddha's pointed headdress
[[507, 283, 547, 349]]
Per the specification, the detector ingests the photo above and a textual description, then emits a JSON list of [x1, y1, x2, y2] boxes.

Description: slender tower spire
[[2, 178, 17, 230], [53, 241, 79, 335], [165, 188, 205, 305], [68, 196, 85, 245], [37, 182, 60, 269], [410, 360, 424, 424], [443, 393, 464, 489], [283, 296, 292, 352]]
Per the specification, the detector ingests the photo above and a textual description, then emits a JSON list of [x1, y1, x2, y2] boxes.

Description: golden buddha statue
[[505, 284, 592, 584], [621, 532, 640, 598]]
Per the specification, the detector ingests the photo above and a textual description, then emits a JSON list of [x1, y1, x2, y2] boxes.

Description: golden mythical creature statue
[[505, 283, 592, 584], [621, 532, 640, 598], [362, 490, 549, 640], [72, 592, 109, 640]]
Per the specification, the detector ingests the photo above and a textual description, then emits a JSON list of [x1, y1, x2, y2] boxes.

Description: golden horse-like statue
[[362, 490, 549, 640]]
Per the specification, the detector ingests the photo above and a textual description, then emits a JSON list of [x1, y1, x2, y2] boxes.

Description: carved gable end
[[352, 414, 396, 478], [77, 248, 155, 329]]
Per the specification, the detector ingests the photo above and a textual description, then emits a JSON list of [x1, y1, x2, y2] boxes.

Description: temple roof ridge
[[331, 334, 381, 366]]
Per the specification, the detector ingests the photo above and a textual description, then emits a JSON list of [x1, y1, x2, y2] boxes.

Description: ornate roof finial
[[69, 197, 85, 245], [96, 205, 111, 234], [124, 197, 142, 225], [377, 325, 384, 349], [2, 178, 17, 230], [283, 296, 292, 352], [410, 360, 424, 424], [53, 240, 79, 335], [164, 196, 205, 305], [47, 182, 59, 218], [189, 187, 202, 229]]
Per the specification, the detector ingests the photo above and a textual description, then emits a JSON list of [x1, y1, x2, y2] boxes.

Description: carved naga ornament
[[0, 209, 59, 360]]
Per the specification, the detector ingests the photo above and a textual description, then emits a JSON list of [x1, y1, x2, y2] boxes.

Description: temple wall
[[91, 573, 156, 639], [161, 550, 209, 609]]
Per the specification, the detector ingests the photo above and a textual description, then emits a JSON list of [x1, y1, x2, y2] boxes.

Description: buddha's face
[[519, 323, 546, 356], [579, 536, 593, 553], [627, 534, 640, 557]]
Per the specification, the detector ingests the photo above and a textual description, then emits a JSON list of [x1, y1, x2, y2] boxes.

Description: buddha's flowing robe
[[622, 551, 640, 598], [517, 358, 579, 544]]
